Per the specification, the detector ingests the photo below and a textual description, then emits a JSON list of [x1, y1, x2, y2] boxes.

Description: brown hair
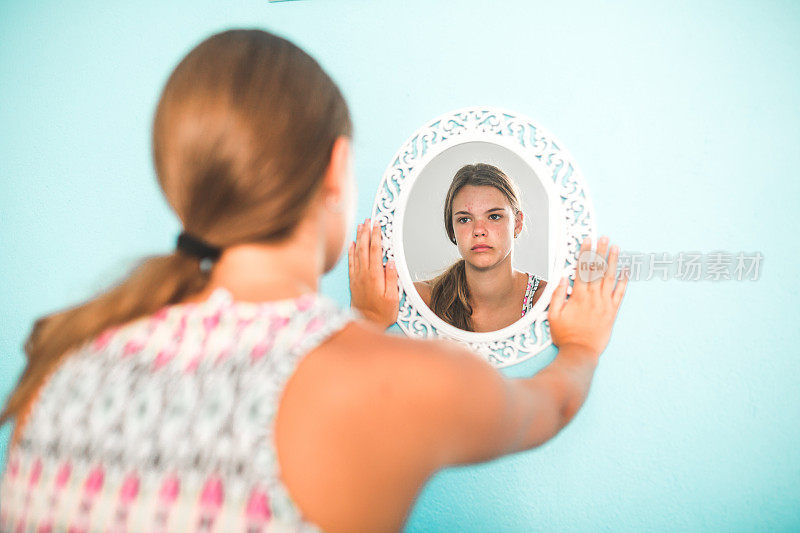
[[429, 163, 522, 331], [1, 29, 352, 427]]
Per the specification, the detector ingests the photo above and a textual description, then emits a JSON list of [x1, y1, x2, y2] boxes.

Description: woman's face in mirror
[[450, 185, 523, 271]]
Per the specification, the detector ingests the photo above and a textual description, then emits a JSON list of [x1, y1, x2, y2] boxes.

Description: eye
[[457, 216, 470, 224], [489, 213, 502, 220]]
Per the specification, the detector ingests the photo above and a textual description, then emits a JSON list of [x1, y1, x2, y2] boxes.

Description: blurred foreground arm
[[298, 237, 629, 530]]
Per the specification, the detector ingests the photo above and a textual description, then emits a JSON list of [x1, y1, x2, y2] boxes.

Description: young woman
[[1, 29, 629, 532], [412, 163, 547, 332]]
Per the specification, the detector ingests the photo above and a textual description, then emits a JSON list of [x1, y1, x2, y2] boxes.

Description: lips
[[471, 244, 492, 251]]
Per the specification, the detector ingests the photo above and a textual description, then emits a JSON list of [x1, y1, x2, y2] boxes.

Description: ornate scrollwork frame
[[371, 107, 596, 367]]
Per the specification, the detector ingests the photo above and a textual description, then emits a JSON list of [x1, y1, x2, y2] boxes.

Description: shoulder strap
[[521, 273, 539, 316]]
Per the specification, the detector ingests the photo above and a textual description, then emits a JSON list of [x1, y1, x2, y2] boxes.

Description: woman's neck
[[182, 218, 325, 304], [464, 255, 521, 309]]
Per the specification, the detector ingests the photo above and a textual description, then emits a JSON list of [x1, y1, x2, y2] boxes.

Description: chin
[[467, 249, 511, 269], [466, 256, 498, 270]]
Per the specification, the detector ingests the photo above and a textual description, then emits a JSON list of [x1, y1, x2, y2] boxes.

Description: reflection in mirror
[[403, 142, 550, 333], [377, 107, 593, 364]]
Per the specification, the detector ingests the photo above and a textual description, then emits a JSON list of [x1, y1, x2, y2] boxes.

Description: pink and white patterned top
[[0, 287, 357, 532]]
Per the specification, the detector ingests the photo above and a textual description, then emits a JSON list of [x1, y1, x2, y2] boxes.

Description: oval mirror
[[371, 107, 597, 367]]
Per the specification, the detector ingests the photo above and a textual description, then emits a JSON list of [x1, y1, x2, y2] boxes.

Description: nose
[[473, 223, 486, 237]]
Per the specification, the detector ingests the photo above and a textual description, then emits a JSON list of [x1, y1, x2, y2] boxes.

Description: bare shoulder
[[413, 280, 433, 306], [276, 319, 517, 532]]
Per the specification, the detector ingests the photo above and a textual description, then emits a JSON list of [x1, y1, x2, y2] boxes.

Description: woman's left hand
[[348, 218, 399, 329]]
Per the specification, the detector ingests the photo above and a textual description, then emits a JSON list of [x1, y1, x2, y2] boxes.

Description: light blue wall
[[1, 1, 798, 531]]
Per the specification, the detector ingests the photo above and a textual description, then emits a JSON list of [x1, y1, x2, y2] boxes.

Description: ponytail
[[430, 260, 473, 331], [2, 28, 353, 428], [0, 252, 207, 426]]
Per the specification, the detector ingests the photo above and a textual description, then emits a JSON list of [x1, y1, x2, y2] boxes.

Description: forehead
[[452, 185, 509, 211]]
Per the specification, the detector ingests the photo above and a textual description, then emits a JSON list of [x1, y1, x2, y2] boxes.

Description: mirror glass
[[402, 141, 552, 333]]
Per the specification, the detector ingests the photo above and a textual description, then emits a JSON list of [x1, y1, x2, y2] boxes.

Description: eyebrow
[[453, 207, 506, 216]]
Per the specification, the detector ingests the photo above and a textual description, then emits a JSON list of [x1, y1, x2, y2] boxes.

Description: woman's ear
[[514, 211, 524, 237]]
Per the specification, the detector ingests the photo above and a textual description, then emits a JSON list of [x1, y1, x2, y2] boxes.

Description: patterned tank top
[[521, 273, 541, 317], [0, 288, 357, 532]]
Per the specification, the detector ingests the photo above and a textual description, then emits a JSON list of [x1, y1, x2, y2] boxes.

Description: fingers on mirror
[[357, 219, 370, 272], [384, 259, 399, 301], [612, 263, 630, 308], [584, 235, 629, 307], [599, 237, 630, 306], [603, 242, 619, 296], [353, 222, 361, 272], [370, 221, 383, 273], [589, 236, 609, 293], [575, 235, 628, 300], [572, 236, 593, 295], [547, 276, 569, 320], [348, 240, 355, 277]]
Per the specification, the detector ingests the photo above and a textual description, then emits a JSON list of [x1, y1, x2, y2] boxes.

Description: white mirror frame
[[371, 107, 597, 367]]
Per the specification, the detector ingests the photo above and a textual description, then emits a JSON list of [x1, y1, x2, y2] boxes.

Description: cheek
[[496, 221, 514, 243], [453, 225, 469, 248]]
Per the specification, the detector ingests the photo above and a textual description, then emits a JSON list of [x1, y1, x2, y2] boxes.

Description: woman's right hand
[[547, 236, 629, 357], [348, 218, 399, 329]]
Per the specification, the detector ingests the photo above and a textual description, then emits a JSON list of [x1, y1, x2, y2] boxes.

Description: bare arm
[[346, 235, 629, 467], [512, 343, 600, 451]]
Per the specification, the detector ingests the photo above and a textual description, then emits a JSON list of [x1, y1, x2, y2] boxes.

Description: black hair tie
[[176, 232, 222, 262]]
